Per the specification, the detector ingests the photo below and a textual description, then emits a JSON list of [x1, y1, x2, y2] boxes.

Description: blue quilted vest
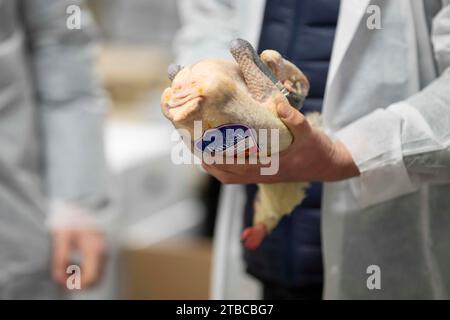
[[243, 0, 340, 288]]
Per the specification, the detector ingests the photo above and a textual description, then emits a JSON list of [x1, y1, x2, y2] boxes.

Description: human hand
[[202, 102, 360, 184], [51, 227, 105, 289], [48, 202, 106, 289]]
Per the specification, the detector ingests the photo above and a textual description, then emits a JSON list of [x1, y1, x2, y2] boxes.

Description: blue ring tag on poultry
[[194, 124, 258, 156]]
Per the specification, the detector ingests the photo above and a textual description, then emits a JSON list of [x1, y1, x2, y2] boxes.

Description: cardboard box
[[121, 238, 212, 300]]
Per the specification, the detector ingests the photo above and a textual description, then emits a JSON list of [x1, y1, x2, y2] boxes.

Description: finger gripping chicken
[[161, 39, 317, 250]]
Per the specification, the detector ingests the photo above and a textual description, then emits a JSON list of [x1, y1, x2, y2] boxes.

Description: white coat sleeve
[[21, 0, 110, 218], [173, 0, 239, 65], [335, 4, 450, 208]]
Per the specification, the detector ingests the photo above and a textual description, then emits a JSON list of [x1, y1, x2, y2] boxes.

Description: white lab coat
[[175, 0, 450, 299]]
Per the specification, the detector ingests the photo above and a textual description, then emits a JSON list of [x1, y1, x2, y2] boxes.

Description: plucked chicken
[[161, 38, 317, 249]]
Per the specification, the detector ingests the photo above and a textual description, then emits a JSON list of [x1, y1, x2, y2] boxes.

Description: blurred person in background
[[174, 0, 340, 299], [0, 0, 107, 298]]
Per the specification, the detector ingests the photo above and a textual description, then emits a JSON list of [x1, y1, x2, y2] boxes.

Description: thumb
[[277, 102, 310, 138]]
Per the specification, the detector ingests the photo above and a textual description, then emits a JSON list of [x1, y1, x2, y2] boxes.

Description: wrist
[[331, 141, 360, 181], [47, 200, 98, 231]]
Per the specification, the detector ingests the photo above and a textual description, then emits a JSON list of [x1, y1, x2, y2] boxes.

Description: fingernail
[[277, 103, 292, 119]]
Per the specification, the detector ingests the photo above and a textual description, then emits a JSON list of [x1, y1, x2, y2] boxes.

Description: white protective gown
[[323, 0, 450, 299], [0, 0, 107, 298], [175, 0, 450, 299]]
